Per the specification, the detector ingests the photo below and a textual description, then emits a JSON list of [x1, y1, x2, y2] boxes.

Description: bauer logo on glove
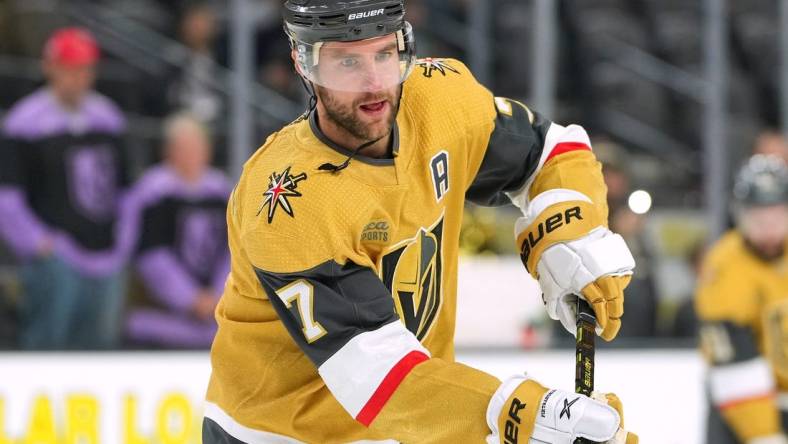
[[515, 190, 635, 341], [503, 397, 527, 444], [520, 206, 584, 269]]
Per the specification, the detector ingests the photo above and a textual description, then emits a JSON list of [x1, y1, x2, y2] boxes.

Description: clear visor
[[293, 22, 416, 93]]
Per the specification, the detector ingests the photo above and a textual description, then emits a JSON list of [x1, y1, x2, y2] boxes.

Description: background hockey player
[[697, 154, 788, 444], [204, 1, 637, 442]]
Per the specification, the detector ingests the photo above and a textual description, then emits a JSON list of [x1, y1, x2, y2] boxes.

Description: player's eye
[[339, 57, 358, 68], [375, 51, 393, 62]]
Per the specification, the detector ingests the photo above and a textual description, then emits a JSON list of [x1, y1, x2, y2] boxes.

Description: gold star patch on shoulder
[[257, 166, 308, 223], [416, 58, 460, 78]]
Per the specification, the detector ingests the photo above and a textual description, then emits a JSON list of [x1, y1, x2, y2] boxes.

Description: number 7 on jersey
[[275, 280, 327, 343]]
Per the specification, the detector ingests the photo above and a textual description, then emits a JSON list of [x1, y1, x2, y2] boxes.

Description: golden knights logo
[[381, 216, 444, 340], [257, 166, 307, 223], [416, 58, 460, 78]]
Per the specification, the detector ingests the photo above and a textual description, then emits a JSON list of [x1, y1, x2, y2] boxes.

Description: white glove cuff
[[513, 189, 593, 233], [486, 373, 530, 440]]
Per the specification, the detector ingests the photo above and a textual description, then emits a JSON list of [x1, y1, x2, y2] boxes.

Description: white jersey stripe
[[709, 357, 776, 407], [506, 122, 593, 211], [204, 402, 400, 443], [318, 320, 430, 421], [204, 402, 303, 443]]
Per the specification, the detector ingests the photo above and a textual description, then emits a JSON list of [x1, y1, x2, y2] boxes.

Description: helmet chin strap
[[297, 74, 318, 115], [318, 135, 387, 173], [304, 79, 406, 174]]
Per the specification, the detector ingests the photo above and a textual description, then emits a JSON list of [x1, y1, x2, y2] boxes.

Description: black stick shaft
[[574, 297, 596, 444]]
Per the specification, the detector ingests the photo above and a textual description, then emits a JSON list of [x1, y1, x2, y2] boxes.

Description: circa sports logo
[[257, 166, 307, 223], [416, 58, 461, 78]]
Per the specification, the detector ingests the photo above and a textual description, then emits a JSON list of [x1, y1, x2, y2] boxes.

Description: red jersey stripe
[[718, 391, 776, 410], [355, 350, 430, 426], [545, 141, 591, 164]]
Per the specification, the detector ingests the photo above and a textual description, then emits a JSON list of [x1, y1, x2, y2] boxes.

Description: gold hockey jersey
[[696, 230, 788, 440], [204, 58, 605, 443]]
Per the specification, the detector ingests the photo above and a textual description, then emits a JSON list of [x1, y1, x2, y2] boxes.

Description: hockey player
[[204, 1, 637, 442], [697, 154, 788, 444]]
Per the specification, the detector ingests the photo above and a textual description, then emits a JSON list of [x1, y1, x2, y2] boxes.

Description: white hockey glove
[[515, 190, 635, 341], [486, 374, 638, 444]]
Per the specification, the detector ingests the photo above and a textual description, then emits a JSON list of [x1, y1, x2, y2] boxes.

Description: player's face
[[316, 82, 400, 144], [316, 36, 402, 93], [740, 203, 788, 259], [312, 35, 402, 143]]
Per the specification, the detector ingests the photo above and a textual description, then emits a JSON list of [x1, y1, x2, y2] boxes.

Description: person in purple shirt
[[0, 28, 129, 349], [124, 113, 230, 348]]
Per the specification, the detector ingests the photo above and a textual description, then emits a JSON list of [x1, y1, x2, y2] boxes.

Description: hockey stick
[[574, 297, 595, 444]]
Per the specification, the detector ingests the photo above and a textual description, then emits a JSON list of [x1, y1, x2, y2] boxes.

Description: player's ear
[[291, 49, 304, 76]]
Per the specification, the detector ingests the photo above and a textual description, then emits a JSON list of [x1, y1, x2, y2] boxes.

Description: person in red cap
[[0, 27, 130, 350], [43, 27, 100, 109]]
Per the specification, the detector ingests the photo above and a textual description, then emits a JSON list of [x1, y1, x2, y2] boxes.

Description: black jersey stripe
[[254, 260, 401, 367], [465, 98, 551, 207]]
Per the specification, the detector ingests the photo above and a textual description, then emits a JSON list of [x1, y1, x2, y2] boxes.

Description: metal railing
[[0, 0, 746, 238], [526, 0, 729, 240], [63, 1, 302, 121], [63, 0, 303, 179]]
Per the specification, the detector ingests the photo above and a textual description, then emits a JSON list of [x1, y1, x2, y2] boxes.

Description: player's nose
[[359, 59, 387, 92], [360, 72, 384, 92]]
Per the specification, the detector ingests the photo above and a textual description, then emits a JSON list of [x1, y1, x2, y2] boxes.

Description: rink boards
[[0, 350, 704, 443]]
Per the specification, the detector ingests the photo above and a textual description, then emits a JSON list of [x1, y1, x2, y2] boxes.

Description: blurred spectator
[[165, 2, 224, 124], [404, 0, 440, 58], [0, 28, 129, 350], [255, 25, 304, 104], [124, 112, 230, 349]]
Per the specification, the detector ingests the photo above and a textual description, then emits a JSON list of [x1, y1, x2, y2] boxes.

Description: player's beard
[[744, 236, 786, 262], [316, 85, 400, 143]]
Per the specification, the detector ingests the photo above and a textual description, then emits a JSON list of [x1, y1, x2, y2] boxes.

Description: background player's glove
[[486, 374, 637, 444], [515, 191, 635, 341]]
